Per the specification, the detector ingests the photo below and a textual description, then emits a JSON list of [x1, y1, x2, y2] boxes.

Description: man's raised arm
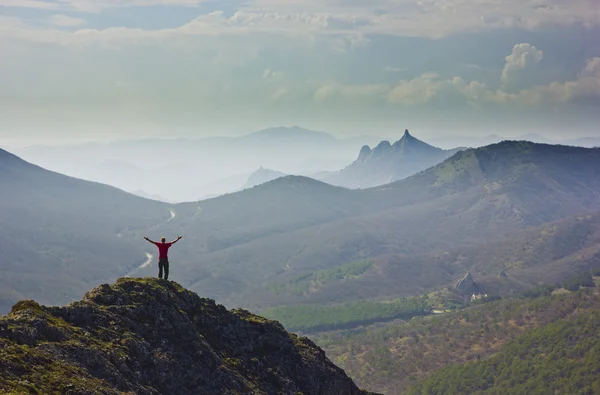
[[143, 236, 156, 244], [170, 236, 183, 244]]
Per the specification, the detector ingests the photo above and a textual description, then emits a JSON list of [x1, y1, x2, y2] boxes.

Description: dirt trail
[[126, 253, 153, 277]]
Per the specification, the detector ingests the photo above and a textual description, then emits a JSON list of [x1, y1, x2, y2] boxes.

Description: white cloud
[[240, 0, 600, 38], [501, 43, 543, 92], [261, 69, 283, 79], [0, 0, 59, 9], [1, 0, 212, 13], [1, 0, 599, 41], [312, 51, 600, 110], [384, 66, 407, 73], [49, 14, 86, 27], [314, 83, 388, 102]]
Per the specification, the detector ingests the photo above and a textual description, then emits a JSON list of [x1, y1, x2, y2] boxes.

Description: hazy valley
[[3, 0, 599, 391], [3, 130, 600, 394]]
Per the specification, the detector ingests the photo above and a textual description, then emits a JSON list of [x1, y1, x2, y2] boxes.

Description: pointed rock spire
[[358, 145, 372, 161]]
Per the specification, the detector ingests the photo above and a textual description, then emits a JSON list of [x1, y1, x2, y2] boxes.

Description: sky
[[1, 0, 599, 144]]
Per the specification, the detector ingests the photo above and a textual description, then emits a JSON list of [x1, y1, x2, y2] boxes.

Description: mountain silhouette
[[321, 129, 463, 188]]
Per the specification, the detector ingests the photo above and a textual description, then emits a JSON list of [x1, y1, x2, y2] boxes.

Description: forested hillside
[[315, 284, 600, 394], [409, 308, 600, 394]]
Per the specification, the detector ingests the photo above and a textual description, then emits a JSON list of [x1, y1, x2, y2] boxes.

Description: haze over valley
[[2, 0, 600, 392]]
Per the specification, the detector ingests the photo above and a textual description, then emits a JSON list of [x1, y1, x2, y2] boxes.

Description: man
[[143, 236, 182, 280]]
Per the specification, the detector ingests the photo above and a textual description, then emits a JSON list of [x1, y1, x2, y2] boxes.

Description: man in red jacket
[[143, 235, 182, 280]]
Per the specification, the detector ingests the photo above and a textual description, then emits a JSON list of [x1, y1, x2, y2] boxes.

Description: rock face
[[455, 272, 475, 292], [0, 278, 378, 395]]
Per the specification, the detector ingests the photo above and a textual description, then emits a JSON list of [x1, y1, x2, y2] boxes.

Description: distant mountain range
[[12, 126, 600, 202], [11, 126, 380, 202], [237, 131, 464, 191], [3, 140, 600, 315], [318, 129, 463, 189]]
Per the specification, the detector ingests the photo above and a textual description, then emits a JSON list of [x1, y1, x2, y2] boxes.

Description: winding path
[[123, 208, 176, 278], [126, 252, 153, 277], [148, 209, 176, 231]]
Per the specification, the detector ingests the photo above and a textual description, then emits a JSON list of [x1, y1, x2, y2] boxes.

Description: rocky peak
[[0, 277, 378, 395], [371, 140, 392, 157], [358, 145, 372, 161]]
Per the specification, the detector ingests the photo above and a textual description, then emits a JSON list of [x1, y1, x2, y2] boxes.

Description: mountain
[[0, 148, 169, 313], [243, 167, 287, 189], [13, 127, 364, 202], [4, 141, 600, 317], [320, 130, 463, 189], [165, 141, 600, 308], [0, 277, 377, 395], [0, 147, 366, 313]]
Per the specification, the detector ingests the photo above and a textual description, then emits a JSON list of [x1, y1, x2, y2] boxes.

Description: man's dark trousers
[[158, 258, 169, 280]]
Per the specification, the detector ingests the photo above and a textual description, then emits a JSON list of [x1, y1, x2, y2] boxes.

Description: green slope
[[314, 286, 600, 394], [409, 309, 600, 394]]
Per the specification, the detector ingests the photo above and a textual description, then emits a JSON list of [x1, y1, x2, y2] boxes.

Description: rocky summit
[[0, 278, 377, 395]]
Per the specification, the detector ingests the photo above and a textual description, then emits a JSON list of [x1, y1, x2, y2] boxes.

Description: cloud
[[1, 0, 599, 42], [261, 69, 283, 79], [48, 14, 86, 27], [384, 66, 407, 73], [311, 48, 600, 110], [240, 0, 600, 38], [501, 43, 543, 92], [530, 57, 600, 104], [387, 75, 493, 107], [314, 83, 388, 102], [1, 0, 212, 13], [0, 0, 59, 9]]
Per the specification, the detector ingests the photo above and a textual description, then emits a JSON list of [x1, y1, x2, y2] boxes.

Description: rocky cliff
[[0, 278, 378, 395]]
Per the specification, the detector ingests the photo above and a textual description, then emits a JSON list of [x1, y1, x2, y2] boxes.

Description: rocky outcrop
[[0, 278, 378, 395]]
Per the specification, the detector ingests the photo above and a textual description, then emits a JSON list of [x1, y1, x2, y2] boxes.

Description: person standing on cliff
[[143, 236, 182, 280]]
